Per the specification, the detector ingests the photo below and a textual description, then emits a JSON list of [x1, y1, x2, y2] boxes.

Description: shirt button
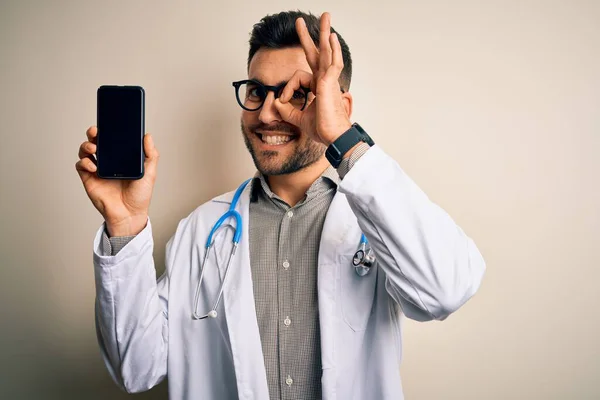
[[283, 260, 290, 269], [286, 375, 293, 386], [287, 210, 294, 218], [284, 316, 291, 326]]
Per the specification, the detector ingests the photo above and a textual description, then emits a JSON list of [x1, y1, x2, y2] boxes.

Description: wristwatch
[[325, 123, 374, 168]]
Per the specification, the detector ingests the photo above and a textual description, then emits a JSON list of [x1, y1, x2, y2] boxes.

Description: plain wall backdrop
[[1, 0, 598, 399]]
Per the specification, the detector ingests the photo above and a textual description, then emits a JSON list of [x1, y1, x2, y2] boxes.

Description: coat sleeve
[[338, 145, 486, 321], [93, 218, 177, 392]]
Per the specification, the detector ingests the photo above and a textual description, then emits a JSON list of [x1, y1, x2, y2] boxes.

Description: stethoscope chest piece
[[353, 234, 376, 276]]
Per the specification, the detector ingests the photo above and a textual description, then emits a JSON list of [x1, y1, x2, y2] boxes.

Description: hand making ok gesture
[[273, 12, 353, 146]]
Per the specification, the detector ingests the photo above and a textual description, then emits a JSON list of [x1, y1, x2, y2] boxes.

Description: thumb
[[273, 98, 302, 127], [143, 133, 159, 180]]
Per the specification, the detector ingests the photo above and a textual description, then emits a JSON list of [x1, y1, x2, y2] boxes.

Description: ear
[[341, 91, 353, 119]]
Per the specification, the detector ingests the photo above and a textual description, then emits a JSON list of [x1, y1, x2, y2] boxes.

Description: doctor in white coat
[[76, 11, 486, 400]]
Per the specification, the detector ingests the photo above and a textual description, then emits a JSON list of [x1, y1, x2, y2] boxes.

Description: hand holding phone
[[75, 86, 159, 237]]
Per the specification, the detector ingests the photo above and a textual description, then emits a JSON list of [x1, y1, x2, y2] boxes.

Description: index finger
[[319, 13, 333, 70], [280, 69, 313, 102], [296, 17, 319, 72], [86, 126, 97, 144]]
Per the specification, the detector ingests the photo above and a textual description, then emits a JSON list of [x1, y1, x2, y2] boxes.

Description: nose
[[258, 91, 283, 125]]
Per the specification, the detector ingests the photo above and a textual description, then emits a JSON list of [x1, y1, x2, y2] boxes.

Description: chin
[[255, 154, 296, 176], [242, 128, 326, 176]]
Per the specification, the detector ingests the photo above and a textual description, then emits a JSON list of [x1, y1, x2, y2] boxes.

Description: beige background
[[1, 0, 598, 399]]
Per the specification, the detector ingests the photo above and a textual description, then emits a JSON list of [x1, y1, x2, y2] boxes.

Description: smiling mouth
[[255, 132, 297, 146]]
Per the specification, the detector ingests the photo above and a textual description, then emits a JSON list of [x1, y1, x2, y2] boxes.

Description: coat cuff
[[337, 144, 394, 196], [93, 217, 153, 274]]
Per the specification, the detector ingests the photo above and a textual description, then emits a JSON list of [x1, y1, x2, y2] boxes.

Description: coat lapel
[[218, 186, 270, 400], [318, 191, 356, 400]]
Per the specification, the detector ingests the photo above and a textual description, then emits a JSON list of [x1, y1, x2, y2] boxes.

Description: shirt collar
[[250, 165, 339, 203]]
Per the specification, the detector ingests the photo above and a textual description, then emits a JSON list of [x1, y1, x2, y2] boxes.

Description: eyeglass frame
[[232, 79, 346, 112]]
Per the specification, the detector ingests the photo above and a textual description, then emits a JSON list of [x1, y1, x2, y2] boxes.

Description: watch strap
[[325, 123, 374, 168]]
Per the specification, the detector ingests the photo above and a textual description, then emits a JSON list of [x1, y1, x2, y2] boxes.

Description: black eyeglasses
[[232, 79, 311, 111]]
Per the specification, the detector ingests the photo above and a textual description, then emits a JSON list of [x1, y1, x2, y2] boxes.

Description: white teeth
[[262, 135, 292, 145]]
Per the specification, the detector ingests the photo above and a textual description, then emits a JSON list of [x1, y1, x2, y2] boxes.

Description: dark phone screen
[[97, 86, 144, 178]]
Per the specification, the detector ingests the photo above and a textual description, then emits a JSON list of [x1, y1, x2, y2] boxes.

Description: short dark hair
[[247, 10, 352, 91]]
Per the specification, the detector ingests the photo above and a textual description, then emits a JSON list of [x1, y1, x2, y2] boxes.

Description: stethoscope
[[353, 233, 376, 277], [192, 179, 376, 320]]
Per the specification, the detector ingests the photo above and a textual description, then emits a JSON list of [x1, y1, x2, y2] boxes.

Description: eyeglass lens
[[236, 81, 307, 111]]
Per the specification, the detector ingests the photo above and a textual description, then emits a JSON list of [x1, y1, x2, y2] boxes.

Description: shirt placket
[[277, 206, 295, 399]]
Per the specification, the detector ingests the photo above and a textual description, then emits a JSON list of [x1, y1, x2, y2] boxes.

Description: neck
[[266, 157, 331, 207]]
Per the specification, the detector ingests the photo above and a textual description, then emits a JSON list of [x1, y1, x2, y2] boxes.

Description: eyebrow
[[248, 78, 288, 88]]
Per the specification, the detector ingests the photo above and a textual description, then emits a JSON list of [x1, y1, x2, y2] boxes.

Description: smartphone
[[96, 85, 145, 179]]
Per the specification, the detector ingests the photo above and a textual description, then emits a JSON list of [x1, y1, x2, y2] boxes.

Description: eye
[[246, 84, 265, 101], [291, 90, 306, 101]]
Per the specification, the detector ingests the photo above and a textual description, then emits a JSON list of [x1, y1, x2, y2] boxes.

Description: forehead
[[248, 47, 311, 84]]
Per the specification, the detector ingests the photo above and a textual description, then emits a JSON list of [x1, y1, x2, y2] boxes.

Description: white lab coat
[[93, 145, 486, 399]]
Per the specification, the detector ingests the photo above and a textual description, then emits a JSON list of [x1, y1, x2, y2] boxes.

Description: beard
[[241, 121, 326, 176]]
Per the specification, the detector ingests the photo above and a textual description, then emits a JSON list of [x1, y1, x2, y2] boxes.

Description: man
[[76, 10, 486, 400]]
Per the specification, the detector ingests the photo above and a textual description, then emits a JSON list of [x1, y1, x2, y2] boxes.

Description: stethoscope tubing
[[192, 179, 375, 320]]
